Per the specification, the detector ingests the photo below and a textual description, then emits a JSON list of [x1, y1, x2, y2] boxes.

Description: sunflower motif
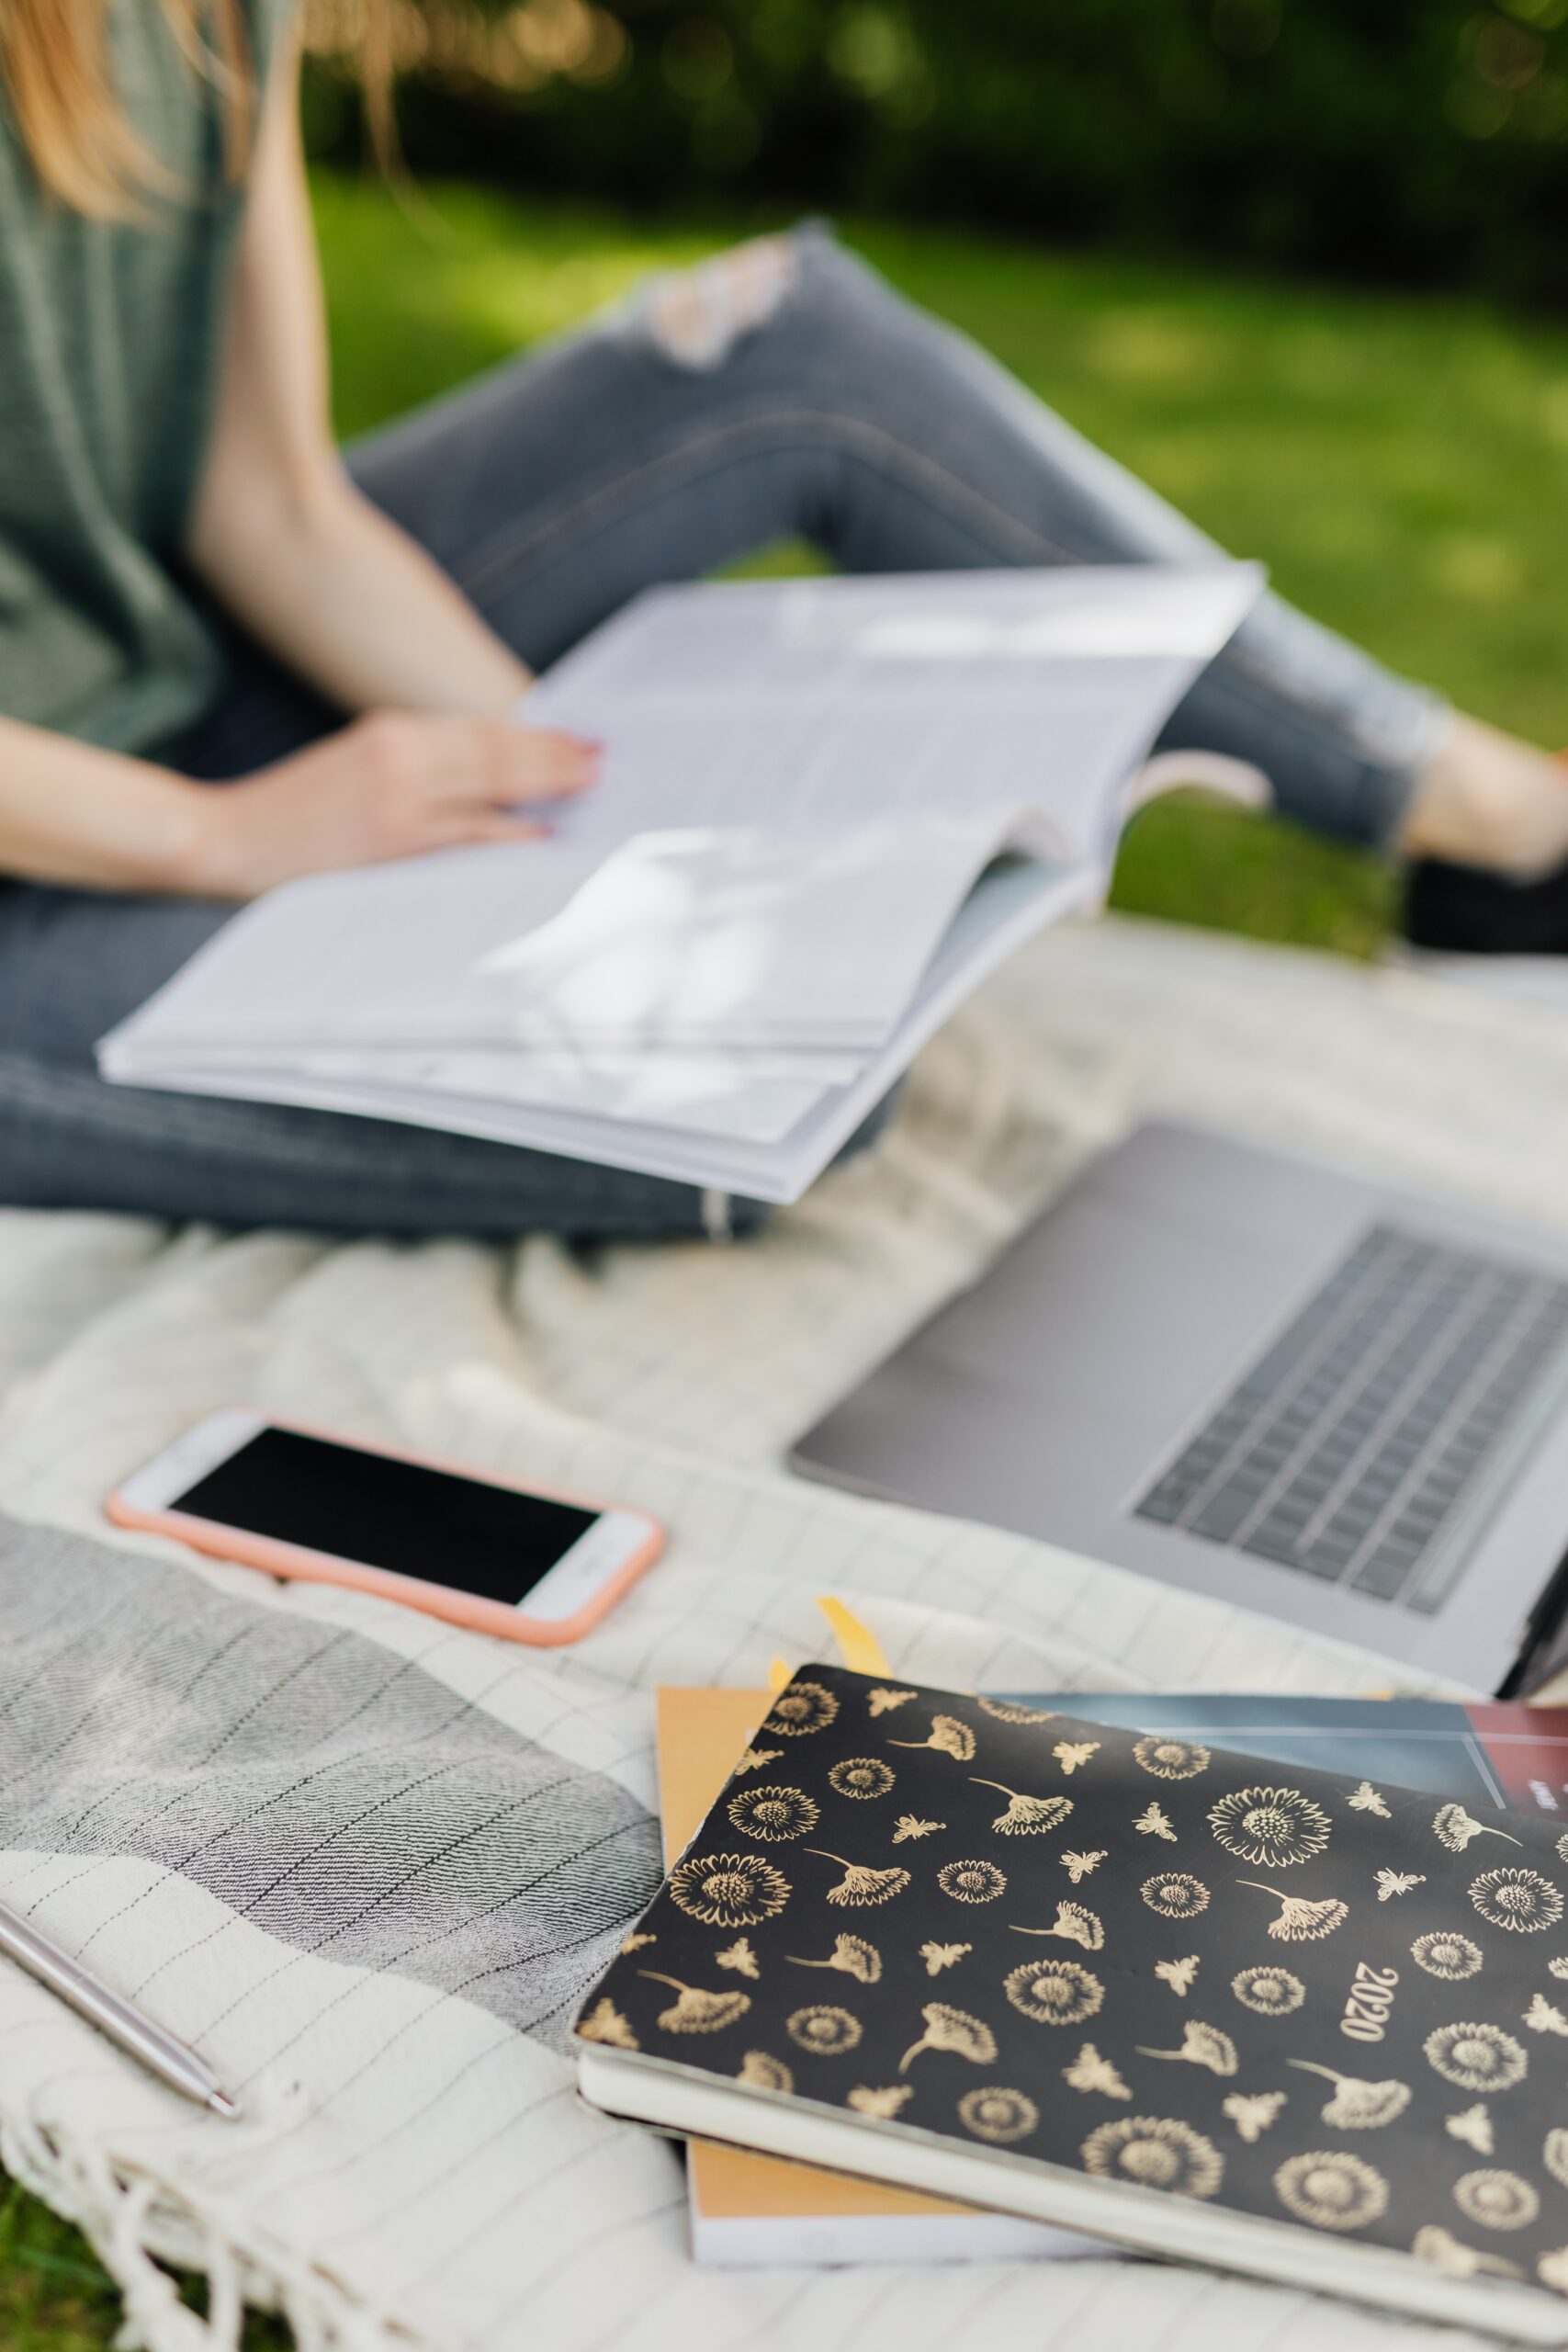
[[1411, 1930, 1484, 1982], [959, 2086, 1040, 2145], [847, 2084, 912, 2118], [1208, 1786, 1332, 1870], [806, 1850, 912, 1907], [786, 2005, 863, 2057], [976, 1698, 1057, 1725], [1134, 1736, 1212, 1781], [1080, 2116, 1224, 2199], [726, 1785, 820, 1843], [898, 2003, 997, 2072], [669, 1851, 792, 1928], [1453, 2169, 1540, 2233], [1141, 1871, 1211, 1920], [938, 1858, 1008, 1905], [827, 1757, 897, 1802], [1470, 1868, 1564, 1935], [640, 1973, 752, 2034], [887, 1713, 977, 1761], [764, 1680, 840, 1737], [968, 1779, 1074, 1836], [1274, 2151, 1389, 2233], [1232, 1965, 1305, 2017], [1424, 2021, 1529, 2094], [1004, 1957, 1105, 2027]]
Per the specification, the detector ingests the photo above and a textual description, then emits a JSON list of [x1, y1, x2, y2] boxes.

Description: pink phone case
[[106, 1415, 664, 1648]]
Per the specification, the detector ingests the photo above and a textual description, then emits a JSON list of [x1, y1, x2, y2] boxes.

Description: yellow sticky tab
[[767, 1657, 792, 1693], [816, 1596, 893, 1679]]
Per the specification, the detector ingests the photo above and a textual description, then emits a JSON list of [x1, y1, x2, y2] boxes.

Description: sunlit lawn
[[12, 180, 1568, 2351], [315, 174, 1568, 960]]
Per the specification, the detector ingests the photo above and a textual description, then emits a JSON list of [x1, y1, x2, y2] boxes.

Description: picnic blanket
[[5, 912, 1568, 2352]]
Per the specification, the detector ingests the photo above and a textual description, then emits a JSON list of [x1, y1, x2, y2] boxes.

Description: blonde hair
[[0, 0, 254, 218]]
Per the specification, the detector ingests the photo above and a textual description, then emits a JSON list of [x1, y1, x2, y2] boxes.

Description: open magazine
[[100, 564, 1262, 1204]]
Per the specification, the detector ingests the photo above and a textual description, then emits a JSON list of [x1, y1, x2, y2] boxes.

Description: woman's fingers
[[439, 716, 602, 805]]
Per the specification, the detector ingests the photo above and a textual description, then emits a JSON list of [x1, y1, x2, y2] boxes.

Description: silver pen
[[0, 1898, 243, 2119]]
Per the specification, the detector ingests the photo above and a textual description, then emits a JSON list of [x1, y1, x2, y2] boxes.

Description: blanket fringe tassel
[[0, 2078, 432, 2352]]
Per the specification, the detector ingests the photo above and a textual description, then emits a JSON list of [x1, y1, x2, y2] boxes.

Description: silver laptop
[[791, 1123, 1568, 1693]]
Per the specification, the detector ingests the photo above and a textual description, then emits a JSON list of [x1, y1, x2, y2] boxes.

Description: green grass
[[11, 183, 1568, 2349], [311, 175, 1568, 960]]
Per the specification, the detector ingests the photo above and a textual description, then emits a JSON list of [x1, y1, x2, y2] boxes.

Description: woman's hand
[[180, 711, 600, 899]]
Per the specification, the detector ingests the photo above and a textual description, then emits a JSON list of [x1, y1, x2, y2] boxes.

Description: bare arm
[[0, 35, 590, 898], [184, 26, 530, 716]]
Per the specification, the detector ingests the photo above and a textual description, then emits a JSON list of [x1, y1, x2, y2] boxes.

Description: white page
[[102, 564, 1261, 1069], [116, 862, 1093, 1197]]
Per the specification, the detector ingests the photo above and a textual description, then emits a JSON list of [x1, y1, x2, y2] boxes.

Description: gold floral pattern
[[1081, 2116, 1224, 2199], [764, 1681, 840, 1737], [786, 2005, 863, 2055], [579, 1998, 637, 2049], [1053, 1741, 1100, 1776], [1526, 1993, 1568, 2036], [1064, 2043, 1132, 2098], [937, 1858, 1008, 1905], [968, 1778, 1074, 1836], [1062, 1850, 1107, 1883], [738, 2050, 793, 2091], [1411, 1930, 1483, 1981], [1232, 1965, 1305, 2017], [1470, 1867, 1564, 1934], [866, 1689, 916, 1717], [898, 2002, 997, 2072], [1453, 2169, 1540, 2232], [920, 1940, 970, 1974], [669, 1852, 792, 1928], [1376, 1870, 1425, 1900], [1010, 1899, 1104, 1951], [1347, 1782, 1391, 1816], [734, 1746, 783, 1775], [1155, 1955, 1200, 1996], [1446, 2104, 1495, 2155], [1547, 2129, 1568, 2189], [1136, 2020, 1237, 2076], [959, 2086, 1040, 2144], [805, 1849, 911, 1907], [1224, 2091, 1286, 2143], [1435, 1803, 1522, 1854], [828, 1757, 897, 1801], [1141, 1871, 1211, 1920], [1425, 2021, 1529, 2093], [716, 1938, 759, 1978], [847, 2083, 911, 2117], [1208, 1786, 1332, 1870], [1412, 2225, 1521, 2279], [1004, 1958, 1104, 2027], [1235, 1883, 1348, 1941], [976, 1698, 1056, 1725], [1274, 2150, 1389, 2232], [727, 1784, 820, 1842], [892, 1815, 944, 1843], [787, 1934, 881, 1985], [1287, 2062, 1411, 2129], [1134, 1736, 1211, 1781], [886, 1713, 976, 1761], [1134, 1802, 1178, 1840], [639, 1973, 751, 2033]]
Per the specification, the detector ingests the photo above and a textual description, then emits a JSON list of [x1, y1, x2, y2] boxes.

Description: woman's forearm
[[186, 466, 532, 720], [0, 720, 216, 891]]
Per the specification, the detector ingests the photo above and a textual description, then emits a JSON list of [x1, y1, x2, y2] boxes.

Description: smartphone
[[107, 1409, 663, 1646]]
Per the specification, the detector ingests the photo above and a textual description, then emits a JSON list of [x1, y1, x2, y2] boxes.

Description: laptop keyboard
[[1134, 1224, 1568, 1611]]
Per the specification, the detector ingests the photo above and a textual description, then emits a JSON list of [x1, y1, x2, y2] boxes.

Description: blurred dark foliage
[[302, 0, 1568, 304]]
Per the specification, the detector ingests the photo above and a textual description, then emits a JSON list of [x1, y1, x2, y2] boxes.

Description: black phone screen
[[172, 1427, 599, 1600]]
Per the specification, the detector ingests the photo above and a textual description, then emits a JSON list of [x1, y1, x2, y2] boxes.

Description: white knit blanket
[[5, 913, 1568, 2352]]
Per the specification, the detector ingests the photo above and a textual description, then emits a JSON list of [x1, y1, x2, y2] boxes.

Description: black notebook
[[576, 1665, 1568, 2340]]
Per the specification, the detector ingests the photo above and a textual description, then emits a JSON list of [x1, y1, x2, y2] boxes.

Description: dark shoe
[[1403, 855, 1568, 956]]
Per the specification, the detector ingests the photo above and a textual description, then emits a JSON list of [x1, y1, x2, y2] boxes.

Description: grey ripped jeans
[[0, 226, 1446, 1239]]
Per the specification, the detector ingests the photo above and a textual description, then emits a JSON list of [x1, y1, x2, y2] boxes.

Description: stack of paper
[[101, 564, 1263, 1203]]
